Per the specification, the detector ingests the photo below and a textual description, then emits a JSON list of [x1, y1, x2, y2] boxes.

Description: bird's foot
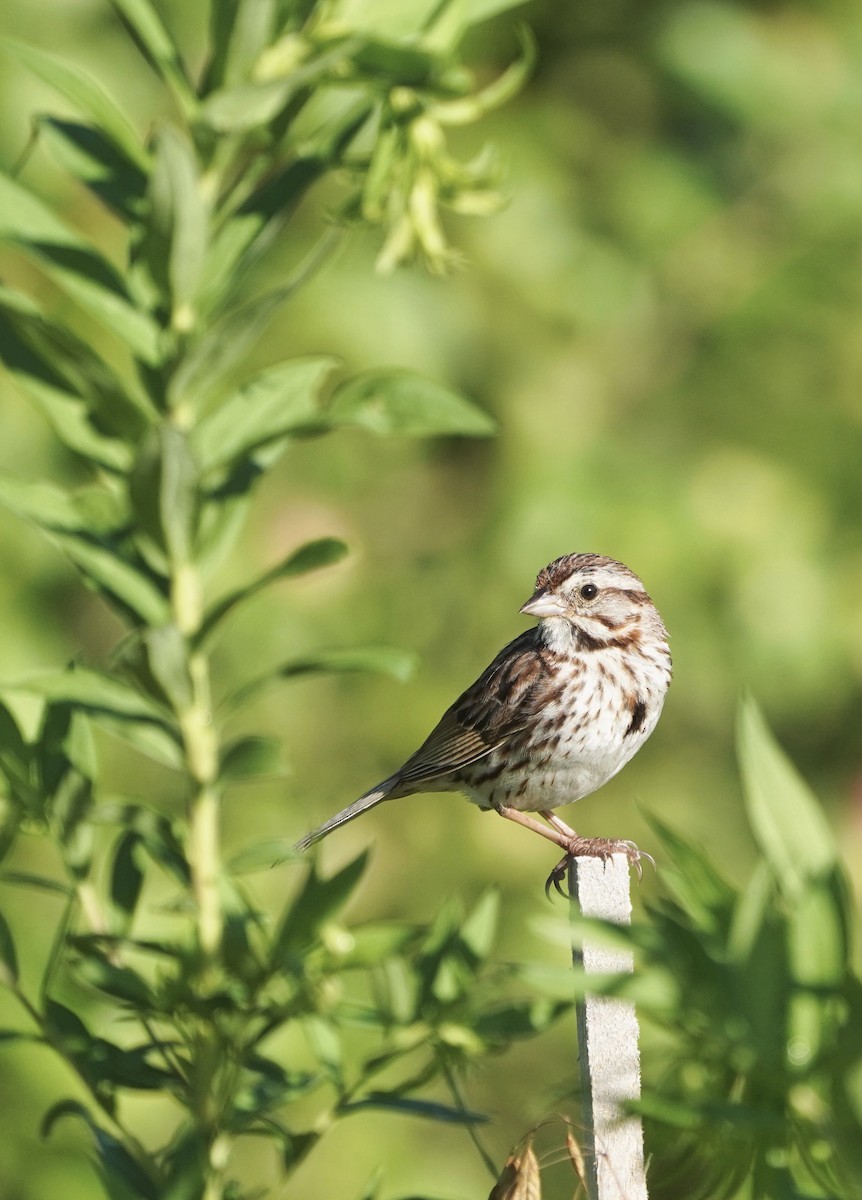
[[544, 837, 655, 899]]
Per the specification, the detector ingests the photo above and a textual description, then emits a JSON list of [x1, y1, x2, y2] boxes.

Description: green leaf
[[199, 39, 358, 132], [736, 695, 837, 897], [473, 998, 570, 1044], [205, 0, 271, 91], [3, 668, 170, 726], [227, 644, 418, 710], [109, 832, 145, 934], [340, 1093, 488, 1124], [143, 625, 193, 710], [789, 874, 849, 988], [301, 1015, 342, 1072], [5, 39, 148, 168], [144, 127, 209, 320], [92, 714, 184, 768], [272, 851, 368, 962], [0, 326, 132, 469], [159, 1128, 208, 1200], [0, 872, 72, 897], [74, 955, 154, 1007], [0, 910, 19, 987], [43, 1000, 90, 1050], [0, 467, 165, 623], [192, 357, 338, 474], [198, 536, 348, 645], [41, 1099, 160, 1200], [261, 1121, 321, 1172], [108, 0, 196, 118], [0, 472, 89, 531], [60, 536, 170, 626], [202, 103, 370, 313], [0, 176, 160, 363], [459, 889, 499, 960], [641, 809, 736, 936], [220, 737, 284, 782], [227, 838, 298, 874], [169, 280, 310, 413], [38, 118, 148, 221], [129, 426, 198, 565], [0, 283, 156, 431], [0, 698, 33, 803], [333, 921, 416, 966], [328, 369, 497, 437], [97, 803, 189, 885]]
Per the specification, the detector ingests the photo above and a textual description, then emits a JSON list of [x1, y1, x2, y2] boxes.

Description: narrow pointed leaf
[[0, 331, 132, 469], [2, 668, 169, 725], [143, 625, 193, 710], [53, 532, 170, 625], [108, 0, 197, 118], [199, 536, 347, 644], [0, 477, 164, 622], [227, 644, 418, 711], [0, 473, 86, 531], [340, 1093, 488, 1124], [145, 127, 209, 318], [6, 39, 148, 167], [0, 283, 157, 429], [227, 838, 299, 873], [459, 888, 499, 960], [328, 369, 497, 437], [192, 357, 338, 473], [0, 176, 160, 362], [41, 1099, 160, 1199], [38, 118, 147, 221], [168, 282, 306, 412], [93, 714, 183, 767], [220, 736, 284, 782], [737, 696, 837, 897], [159, 427, 198, 564], [199, 39, 357, 132], [273, 851, 368, 962], [0, 910, 19, 986]]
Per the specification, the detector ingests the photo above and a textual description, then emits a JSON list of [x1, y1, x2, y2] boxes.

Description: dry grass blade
[[566, 1128, 588, 1196], [488, 1138, 541, 1200]]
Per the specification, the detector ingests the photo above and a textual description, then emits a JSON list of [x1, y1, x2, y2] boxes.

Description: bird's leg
[[540, 810, 578, 839], [496, 805, 574, 851], [499, 807, 653, 899]]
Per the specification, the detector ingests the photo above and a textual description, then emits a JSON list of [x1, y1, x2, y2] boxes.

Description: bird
[[294, 553, 671, 894]]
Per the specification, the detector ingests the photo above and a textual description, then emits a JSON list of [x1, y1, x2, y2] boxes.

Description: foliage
[[0, 2, 558, 1198], [632, 698, 860, 1200], [0, 0, 858, 1198], [523, 699, 860, 1200]]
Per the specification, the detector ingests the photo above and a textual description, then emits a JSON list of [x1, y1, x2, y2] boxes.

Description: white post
[[570, 854, 648, 1200]]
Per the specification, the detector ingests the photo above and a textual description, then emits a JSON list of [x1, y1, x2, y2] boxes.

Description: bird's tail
[[294, 776, 399, 852]]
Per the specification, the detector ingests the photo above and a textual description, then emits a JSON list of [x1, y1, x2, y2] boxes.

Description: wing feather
[[396, 630, 552, 786]]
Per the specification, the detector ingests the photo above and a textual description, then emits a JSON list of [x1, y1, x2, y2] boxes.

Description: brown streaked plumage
[[294, 553, 672, 893]]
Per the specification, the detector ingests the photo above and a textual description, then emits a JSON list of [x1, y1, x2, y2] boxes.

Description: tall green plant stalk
[[0, 3, 555, 1197]]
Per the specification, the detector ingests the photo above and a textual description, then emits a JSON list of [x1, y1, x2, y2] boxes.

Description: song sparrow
[[295, 553, 671, 893]]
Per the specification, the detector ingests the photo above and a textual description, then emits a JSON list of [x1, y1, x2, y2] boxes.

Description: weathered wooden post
[[570, 854, 648, 1200]]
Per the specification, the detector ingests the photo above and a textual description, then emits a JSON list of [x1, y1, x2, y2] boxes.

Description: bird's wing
[[396, 630, 554, 785]]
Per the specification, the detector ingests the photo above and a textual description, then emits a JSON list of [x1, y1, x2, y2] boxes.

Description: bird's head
[[520, 553, 664, 651]]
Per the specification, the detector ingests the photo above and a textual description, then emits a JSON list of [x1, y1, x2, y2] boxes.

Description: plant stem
[[172, 559, 222, 962]]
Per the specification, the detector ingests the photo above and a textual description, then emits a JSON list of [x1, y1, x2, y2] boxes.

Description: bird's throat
[[539, 616, 576, 653]]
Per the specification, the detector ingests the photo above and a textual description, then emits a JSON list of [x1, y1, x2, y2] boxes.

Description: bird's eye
[[579, 583, 599, 600]]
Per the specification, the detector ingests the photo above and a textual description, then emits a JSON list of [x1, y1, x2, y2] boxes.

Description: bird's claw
[[544, 838, 655, 900]]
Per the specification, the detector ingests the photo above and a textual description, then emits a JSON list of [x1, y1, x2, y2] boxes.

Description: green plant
[[0, 3, 563, 1198]]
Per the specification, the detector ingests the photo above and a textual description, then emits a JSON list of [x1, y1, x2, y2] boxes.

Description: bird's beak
[[519, 588, 568, 619]]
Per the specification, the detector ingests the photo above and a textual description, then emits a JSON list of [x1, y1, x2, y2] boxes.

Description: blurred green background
[[0, 0, 858, 1197]]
